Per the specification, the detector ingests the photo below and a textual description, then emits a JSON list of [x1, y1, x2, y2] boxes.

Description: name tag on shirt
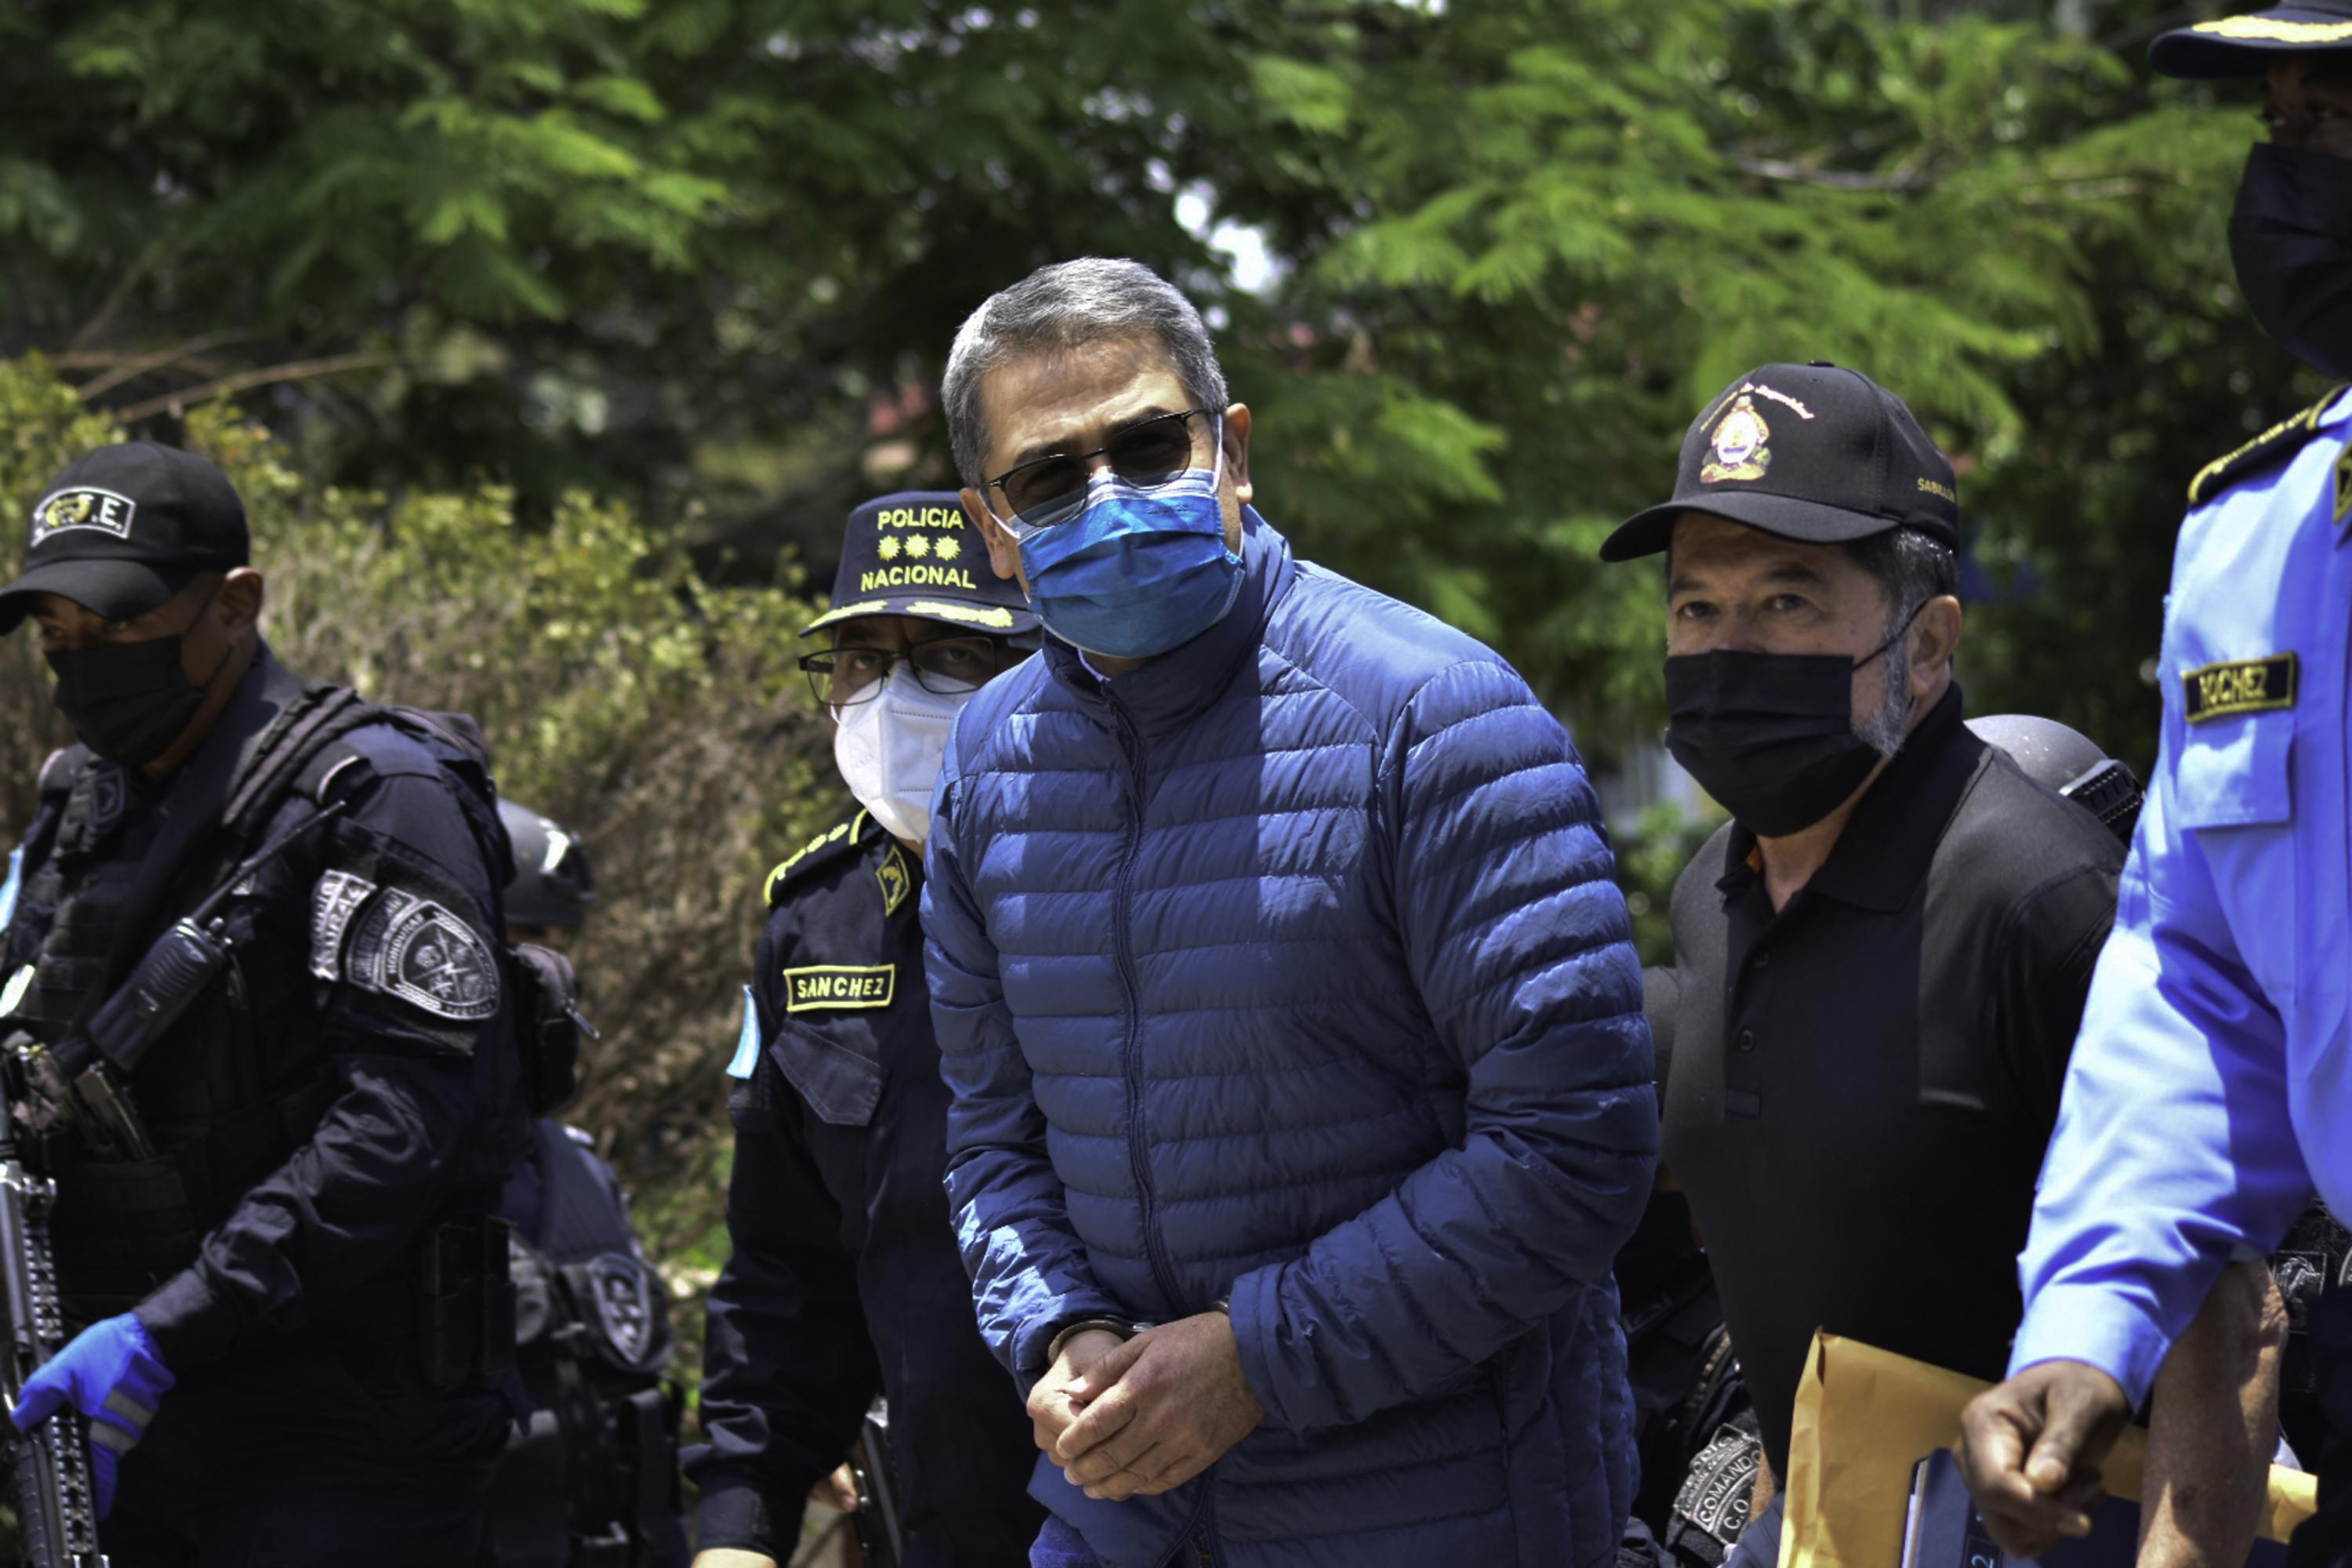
[[2183, 653, 2297, 724], [783, 964, 896, 1013]]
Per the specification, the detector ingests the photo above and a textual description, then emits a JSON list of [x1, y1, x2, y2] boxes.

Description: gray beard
[[1853, 630, 1915, 760]]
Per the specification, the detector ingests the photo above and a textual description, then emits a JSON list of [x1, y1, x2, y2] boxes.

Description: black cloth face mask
[[2230, 142, 2352, 383], [1663, 620, 1910, 838], [46, 609, 222, 767]]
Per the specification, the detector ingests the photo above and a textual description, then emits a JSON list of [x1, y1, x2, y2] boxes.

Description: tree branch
[[114, 352, 394, 423], [66, 233, 180, 354], [1732, 157, 1933, 192], [65, 331, 269, 401]]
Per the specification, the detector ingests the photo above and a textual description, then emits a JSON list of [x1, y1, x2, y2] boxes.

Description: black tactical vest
[[2, 675, 510, 1325]]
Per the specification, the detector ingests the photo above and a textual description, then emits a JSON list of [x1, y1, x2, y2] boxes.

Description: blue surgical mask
[[1007, 419, 1243, 661]]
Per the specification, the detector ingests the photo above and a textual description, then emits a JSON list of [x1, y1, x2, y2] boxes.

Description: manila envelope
[[1777, 1332, 2317, 1568]]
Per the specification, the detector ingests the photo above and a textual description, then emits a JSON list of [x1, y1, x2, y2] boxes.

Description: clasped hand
[[1027, 1313, 1264, 1503]]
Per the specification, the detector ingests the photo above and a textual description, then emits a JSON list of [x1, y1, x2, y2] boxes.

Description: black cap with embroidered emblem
[[0, 442, 249, 633], [801, 490, 1038, 639], [1600, 361, 1960, 562], [2151, 0, 2352, 79]]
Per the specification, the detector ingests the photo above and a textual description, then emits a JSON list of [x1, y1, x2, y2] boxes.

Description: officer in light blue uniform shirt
[[1955, 5, 2352, 1561]]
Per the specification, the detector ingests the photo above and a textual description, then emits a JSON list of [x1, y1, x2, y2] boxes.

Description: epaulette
[[2186, 386, 2348, 507], [561, 1123, 597, 1149], [763, 811, 876, 906]]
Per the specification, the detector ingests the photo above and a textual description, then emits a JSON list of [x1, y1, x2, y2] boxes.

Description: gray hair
[[1842, 527, 1960, 648], [1849, 528, 1959, 757], [942, 258, 1229, 494]]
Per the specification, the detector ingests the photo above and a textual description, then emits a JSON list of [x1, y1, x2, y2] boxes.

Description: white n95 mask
[[832, 664, 975, 847]]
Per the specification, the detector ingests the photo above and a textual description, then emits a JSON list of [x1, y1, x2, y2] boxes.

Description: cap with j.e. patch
[[1599, 361, 1959, 562], [0, 442, 250, 633], [801, 490, 1039, 639], [2150, 0, 2352, 79]]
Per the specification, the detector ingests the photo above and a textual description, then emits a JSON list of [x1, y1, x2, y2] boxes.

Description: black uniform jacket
[[1655, 689, 2123, 1479], [1, 651, 524, 1369], [688, 811, 1041, 1566]]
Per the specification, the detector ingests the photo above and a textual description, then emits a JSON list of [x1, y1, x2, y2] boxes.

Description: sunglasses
[[985, 408, 1218, 533]]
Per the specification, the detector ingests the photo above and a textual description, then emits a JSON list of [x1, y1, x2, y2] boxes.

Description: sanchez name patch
[[2183, 653, 2298, 724], [784, 964, 895, 1013]]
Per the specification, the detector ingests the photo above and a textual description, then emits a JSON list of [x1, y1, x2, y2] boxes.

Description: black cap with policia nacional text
[[802, 491, 1040, 638], [0, 442, 251, 633], [1600, 361, 1960, 561]]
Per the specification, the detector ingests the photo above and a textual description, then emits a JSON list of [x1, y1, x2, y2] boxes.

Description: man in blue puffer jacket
[[923, 256, 1660, 1568]]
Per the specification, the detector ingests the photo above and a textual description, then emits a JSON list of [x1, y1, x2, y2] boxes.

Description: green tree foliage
[[1217, 0, 2314, 769]]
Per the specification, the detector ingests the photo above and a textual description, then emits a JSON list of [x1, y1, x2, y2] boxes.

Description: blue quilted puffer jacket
[[924, 514, 1657, 1568]]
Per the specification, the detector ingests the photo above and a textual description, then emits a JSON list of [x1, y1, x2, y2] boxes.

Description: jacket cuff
[[2007, 1282, 2173, 1408], [1228, 1261, 1320, 1435], [135, 1268, 241, 1367], [691, 1467, 801, 1557]]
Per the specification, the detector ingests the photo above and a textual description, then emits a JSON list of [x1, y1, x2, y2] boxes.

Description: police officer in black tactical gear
[[482, 800, 688, 1568], [0, 441, 530, 1563], [688, 492, 1046, 1568]]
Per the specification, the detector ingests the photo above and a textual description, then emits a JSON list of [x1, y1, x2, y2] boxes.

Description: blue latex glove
[[10, 1312, 175, 1519]]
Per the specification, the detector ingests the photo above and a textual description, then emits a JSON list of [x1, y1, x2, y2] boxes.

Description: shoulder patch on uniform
[[762, 811, 876, 906], [2187, 389, 2347, 507], [562, 1123, 597, 1149], [311, 865, 502, 1024], [877, 842, 911, 916], [782, 964, 895, 1013], [2183, 652, 2298, 724]]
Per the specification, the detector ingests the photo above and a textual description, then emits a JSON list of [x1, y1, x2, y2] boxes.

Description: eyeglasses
[[799, 637, 1005, 709], [985, 408, 1218, 533]]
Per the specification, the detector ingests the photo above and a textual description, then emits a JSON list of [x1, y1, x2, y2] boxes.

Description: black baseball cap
[[802, 491, 1039, 638], [2151, 1, 2352, 79], [1600, 361, 1960, 562], [0, 442, 249, 633]]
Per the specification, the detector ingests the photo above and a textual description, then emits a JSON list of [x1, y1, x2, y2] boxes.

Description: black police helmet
[[499, 800, 597, 929], [1966, 715, 2144, 846]]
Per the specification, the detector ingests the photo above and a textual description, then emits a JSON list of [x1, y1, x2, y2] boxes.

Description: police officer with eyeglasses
[[687, 492, 1044, 1568]]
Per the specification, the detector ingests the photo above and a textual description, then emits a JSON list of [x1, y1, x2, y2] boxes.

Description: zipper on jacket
[[1107, 698, 1185, 1312]]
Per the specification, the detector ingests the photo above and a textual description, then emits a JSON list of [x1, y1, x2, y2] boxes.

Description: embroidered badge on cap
[[29, 488, 136, 547], [861, 500, 982, 594], [2183, 653, 2298, 724], [784, 964, 895, 1013], [1700, 395, 1772, 484], [877, 844, 910, 916]]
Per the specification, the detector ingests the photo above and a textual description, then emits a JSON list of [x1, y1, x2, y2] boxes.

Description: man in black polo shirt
[[1600, 363, 2127, 1564]]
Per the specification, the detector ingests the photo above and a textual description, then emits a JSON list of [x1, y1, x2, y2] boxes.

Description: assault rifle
[[848, 1400, 905, 1568], [0, 802, 347, 1566], [0, 1121, 102, 1567]]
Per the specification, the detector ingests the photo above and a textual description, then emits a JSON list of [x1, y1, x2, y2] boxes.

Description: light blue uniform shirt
[[2010, 388, 2352, 1403]]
